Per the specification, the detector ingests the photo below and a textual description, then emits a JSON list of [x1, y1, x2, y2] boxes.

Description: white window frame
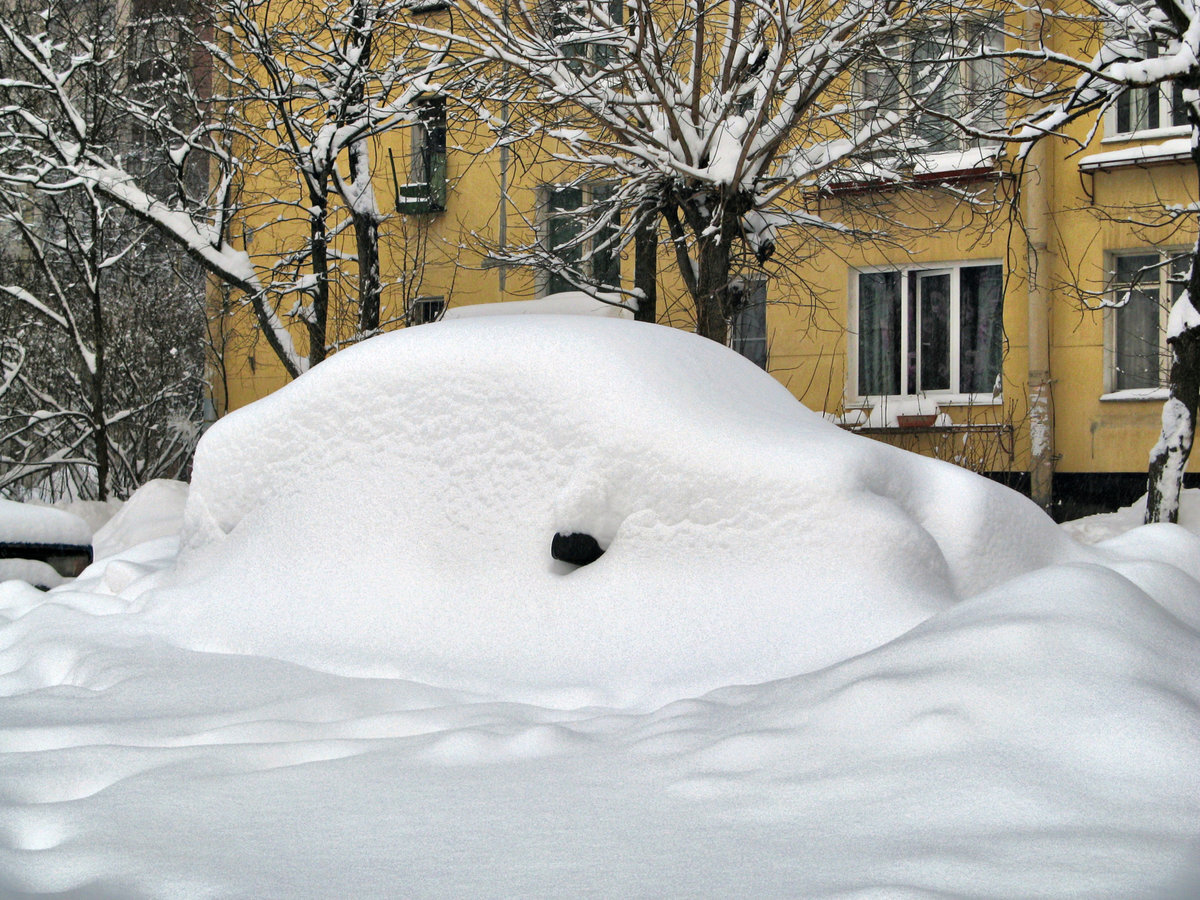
[[849, 259, 1005, 403], [1103, 249, 1187, 395], [1104, 34, 1188, 141], [856, 20, 1005, 157]]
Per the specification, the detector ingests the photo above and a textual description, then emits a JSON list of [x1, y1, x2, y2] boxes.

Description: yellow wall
[[210, 0, 1200, 488]]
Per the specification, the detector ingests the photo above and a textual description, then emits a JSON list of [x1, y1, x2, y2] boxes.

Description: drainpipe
[[1024, 139, 1056, 514]]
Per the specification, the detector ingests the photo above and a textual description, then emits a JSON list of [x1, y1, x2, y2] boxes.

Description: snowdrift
[[163, 317, 1085, 704], [3, 317, 1199, 897]]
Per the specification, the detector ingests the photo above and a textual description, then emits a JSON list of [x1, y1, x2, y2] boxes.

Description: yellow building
[[209, 0, 1198, 520]]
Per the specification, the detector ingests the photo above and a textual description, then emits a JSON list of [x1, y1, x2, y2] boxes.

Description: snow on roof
[[442, 291, 635, 320], [1078, 137, 1192, 171], [0, 497, 92, 546], [167, 315, 1085, 706]]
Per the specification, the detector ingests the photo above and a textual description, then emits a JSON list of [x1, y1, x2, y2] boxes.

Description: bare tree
[[0, 0, 204, 501], [414, 0, 1001, 343], [1, 0, 447, 383]]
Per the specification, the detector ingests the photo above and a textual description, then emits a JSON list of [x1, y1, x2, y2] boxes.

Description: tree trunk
[[88, 199, 109, 501], [694, 233, 730, 344], [634, 209, 657, 323], [352, 198, 381, 335], [1145, 109, 1200, 523], [1146, 325, 1200, 523], [689, 195, 746, 345], [308, 196, 330, 368]]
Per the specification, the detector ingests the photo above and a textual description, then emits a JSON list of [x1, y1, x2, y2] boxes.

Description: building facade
[[210, 0, 1199, 520]]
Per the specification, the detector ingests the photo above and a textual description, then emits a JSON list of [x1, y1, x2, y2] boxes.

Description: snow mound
[[92, 479, 188, 561], [0, 498, 91, 546], [0, 558, 64, 589], [157, 317, 1085, 704], [1062, 487, 1200, 544]]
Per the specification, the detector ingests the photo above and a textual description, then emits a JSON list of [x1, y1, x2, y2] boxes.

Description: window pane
[[959, 265, 1003, 393], [860, 64, 902, 133], [732, 282, 768, 369], [859, 272, 901, 394], [548, 187, 583, 293], [1172, 82, 1188, 128], [919, 273, 951, 390], [1115, 253, 1164, 390], [965, 24, 1005, 139], [911, 31, 957, 152], [590, 184, 620, 288]]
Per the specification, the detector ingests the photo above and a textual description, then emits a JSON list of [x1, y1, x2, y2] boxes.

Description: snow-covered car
[[168, 314, 1088, 704], [0, 497, 93, 588], [2, 316, 1199, 897]]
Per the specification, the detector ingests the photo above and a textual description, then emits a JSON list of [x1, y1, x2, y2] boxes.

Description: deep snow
[[1, 317, 1198, 898]]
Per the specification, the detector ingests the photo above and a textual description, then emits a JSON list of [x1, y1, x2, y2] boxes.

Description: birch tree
[[0, 0, 205, 501], [1015, 0, 1200, 523], [415, 0, 1001, 343]]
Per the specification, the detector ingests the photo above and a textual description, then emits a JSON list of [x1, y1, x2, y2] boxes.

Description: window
[[408, 296, 445, 325], [544, 183, 620, 294], [731, 281, 768, 369], [1112, 44, 1188, 136], [856, 262, 1003, 397], [1108, 251, 1187, 391], [858, 21, 1004, 154], [394, 96, 446, 213], [543, 0, 625, 70]]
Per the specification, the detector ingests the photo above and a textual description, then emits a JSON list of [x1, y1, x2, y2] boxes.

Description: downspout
[[1024, 140, 1056, 514]]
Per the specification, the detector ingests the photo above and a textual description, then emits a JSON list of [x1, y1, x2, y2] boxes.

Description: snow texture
[[0, 498, 91, 546], [0, 318, 1198, 897], [90, 479, 188, 561], [442, 291, 634, 320], [1078, 137, 1193, 171], [169, 318, 1084, 705]]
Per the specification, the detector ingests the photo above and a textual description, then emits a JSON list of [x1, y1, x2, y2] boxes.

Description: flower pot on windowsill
[[895, 414, 937, 429]]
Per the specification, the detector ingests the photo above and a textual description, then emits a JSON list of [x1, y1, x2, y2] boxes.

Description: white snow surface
[[442, 290, 634, 320], [1, 318, 1199, 898], [0, 497, 92, 546], [169, 318, 1084, 705], [90, 478, 188, 561]]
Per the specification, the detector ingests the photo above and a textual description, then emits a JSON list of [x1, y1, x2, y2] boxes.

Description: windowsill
[[1100, 388, 1169, 402], [827, 146, 1002, 193], [846, 393, 1004, 410], [1079, 137, 1192, 172], [850, 423, 1012, 435], [1100, 126, 1189, 144], [837, 394, 1003, 429]]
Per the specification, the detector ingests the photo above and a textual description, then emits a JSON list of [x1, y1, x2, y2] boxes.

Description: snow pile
[[0, 558, 64, 589], [1062, 487, 1200, 544], [53, 497, 123, 535], [442, 290, 634, 320], [91, 479, 188, 561], [166, 317, 1083, 705], [0, 317, 1198, 896], [0, 498, 92, 547]]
